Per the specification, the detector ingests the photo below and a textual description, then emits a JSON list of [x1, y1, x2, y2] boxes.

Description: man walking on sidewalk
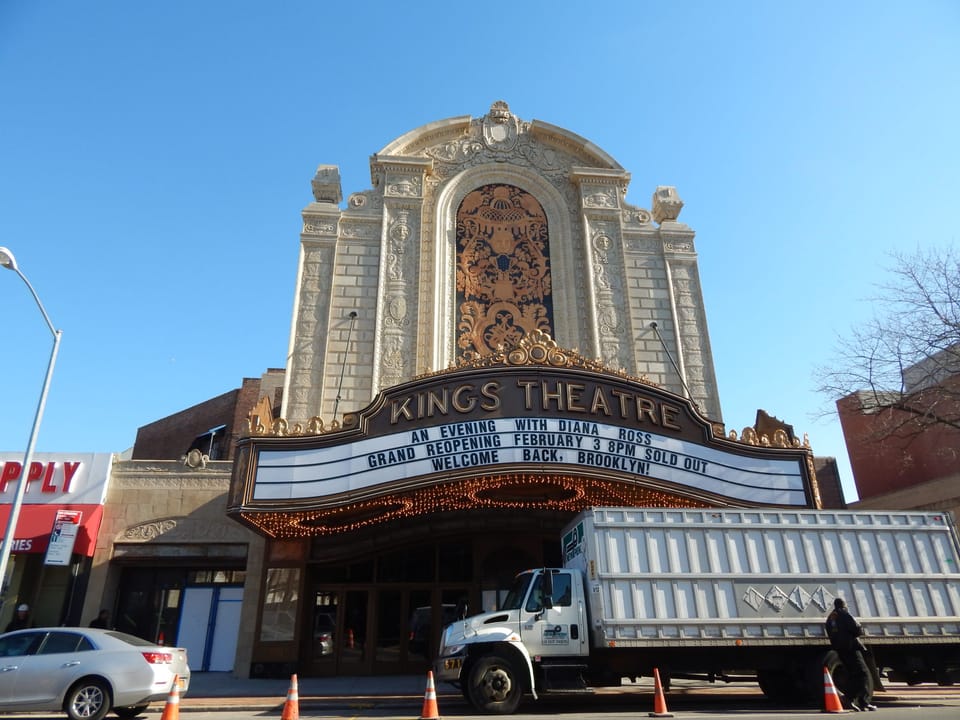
[[826, 597, 877, 711]]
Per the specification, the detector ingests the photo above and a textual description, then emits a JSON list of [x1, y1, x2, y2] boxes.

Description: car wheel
[[65, 678, 111, 720], [114, 705, 150, 719]]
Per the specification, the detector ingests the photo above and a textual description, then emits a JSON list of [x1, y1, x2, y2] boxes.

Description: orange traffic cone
[[649, 668, 674, 718], [420, 670, 441, 720], [281, 674, 300, 720], [160, 675, 180, 720], [822, 666, 847, 713]]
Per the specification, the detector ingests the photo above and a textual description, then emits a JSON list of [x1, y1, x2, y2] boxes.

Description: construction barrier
[[160, 675, 180, 720], [281, 673, 300, 720], [648, 668, 674, 718], [822, 666, 847, 714], [420, 670, 441, 720]]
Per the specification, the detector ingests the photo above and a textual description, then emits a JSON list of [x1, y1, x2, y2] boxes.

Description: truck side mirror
[[542, 569, 554, 609]]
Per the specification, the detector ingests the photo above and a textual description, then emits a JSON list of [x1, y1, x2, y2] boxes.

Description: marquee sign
[[228, 334, 817, 537]]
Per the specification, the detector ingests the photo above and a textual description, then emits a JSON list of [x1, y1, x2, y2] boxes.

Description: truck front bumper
[[434, 653, 465, 684]]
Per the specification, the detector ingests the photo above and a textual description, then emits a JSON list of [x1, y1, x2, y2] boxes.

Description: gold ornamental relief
[[456, 184, 554, 360]]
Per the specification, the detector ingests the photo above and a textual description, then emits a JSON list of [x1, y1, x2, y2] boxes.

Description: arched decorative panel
[[456, 184, 554, 360]]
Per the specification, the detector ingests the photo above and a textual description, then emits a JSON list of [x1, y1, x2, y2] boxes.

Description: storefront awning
[[0, 504, 103, 557]]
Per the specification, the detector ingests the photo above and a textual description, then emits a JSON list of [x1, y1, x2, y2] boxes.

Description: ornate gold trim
[[243, 330, 812, 451]]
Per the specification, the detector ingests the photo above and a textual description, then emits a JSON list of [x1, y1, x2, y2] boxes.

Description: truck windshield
[[500, 571, 534, 610]]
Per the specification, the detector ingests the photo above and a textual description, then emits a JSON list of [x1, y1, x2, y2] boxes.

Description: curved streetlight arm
[[0, 246, 62, 601]]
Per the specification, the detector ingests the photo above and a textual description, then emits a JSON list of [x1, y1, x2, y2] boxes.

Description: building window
[[260, 568, 300, 642]]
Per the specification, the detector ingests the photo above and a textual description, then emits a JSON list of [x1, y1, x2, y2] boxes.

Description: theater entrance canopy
[[228, 333, 820, 539]]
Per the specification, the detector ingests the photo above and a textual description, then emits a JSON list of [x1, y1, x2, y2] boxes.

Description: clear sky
[[1, 1, 958, 504]]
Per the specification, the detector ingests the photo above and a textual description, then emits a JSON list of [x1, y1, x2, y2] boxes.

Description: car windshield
[[500, 571, 534, 610]]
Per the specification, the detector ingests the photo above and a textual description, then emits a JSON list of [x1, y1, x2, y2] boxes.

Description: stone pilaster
[[370, 155, 432, 392], [571, 167, 631, 370]]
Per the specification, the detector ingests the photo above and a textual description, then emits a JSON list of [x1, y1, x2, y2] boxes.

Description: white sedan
[[0, 627, 190, 720]]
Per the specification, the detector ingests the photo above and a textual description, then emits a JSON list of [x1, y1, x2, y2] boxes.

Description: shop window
[[115, 567, 185, 643], [188, 569, 246, 584], [260, 567, 300, 642]]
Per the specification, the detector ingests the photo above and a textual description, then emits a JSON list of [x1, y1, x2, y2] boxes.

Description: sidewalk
[[174, 672, 450, 711], [172, 672, 960, 713]]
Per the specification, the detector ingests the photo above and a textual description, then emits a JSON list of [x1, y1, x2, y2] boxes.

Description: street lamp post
[[0, 246, 62, 604]]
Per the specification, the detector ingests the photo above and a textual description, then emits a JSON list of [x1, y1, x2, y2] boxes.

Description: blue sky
[[1, 1, 958, 504]]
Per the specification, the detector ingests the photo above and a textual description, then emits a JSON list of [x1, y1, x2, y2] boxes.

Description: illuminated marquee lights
[[231, 332, 820, 539], [240, 472, 710, 538]]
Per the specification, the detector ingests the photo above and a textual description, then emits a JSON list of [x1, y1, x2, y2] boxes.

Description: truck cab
[[436, 568, 587, 713]]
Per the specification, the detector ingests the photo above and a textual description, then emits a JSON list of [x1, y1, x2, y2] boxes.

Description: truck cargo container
[[436, 507, 960, 712]]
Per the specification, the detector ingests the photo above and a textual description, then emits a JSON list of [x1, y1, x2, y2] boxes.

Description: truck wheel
[[758, 669, 799, 702], [466, 655, 524, 714]]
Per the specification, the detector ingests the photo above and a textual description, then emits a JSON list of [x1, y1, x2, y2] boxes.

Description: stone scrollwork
[[385, 176, 422, 198], [302, 219, 337, 235], [584, 190, 618, 209], [623, 207, 653, 225], [123, 519, 178, 541], [427, 140, 484, 165], [386, 294, 409, 328]]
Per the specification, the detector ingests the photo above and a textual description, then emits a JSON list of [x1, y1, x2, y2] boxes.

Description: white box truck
[[436, 507, 960, 713]]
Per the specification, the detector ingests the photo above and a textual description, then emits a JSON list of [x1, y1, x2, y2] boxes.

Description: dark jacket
[[4, 617, 32, 633], [826, 606, 864, 653]]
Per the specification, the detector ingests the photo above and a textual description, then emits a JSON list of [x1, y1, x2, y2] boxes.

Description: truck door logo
[[542, 624, 569, 645]]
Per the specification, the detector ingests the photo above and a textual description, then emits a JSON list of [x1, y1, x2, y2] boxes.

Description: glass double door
[[305, 584, 468, 675]]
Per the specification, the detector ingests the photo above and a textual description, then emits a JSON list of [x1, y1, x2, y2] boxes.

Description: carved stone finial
[[482, 101, 518, 150], [652, 186, 684, 223], [311, 164, 342, 204], [182, 448, 208, 469], [489, 100, 511, 121]]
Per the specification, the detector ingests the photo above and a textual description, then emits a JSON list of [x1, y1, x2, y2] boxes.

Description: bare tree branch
[[815, 245, 960, 444]]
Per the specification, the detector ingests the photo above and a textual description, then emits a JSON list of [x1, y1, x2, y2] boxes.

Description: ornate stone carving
[[584, 190, 618, 209], [341, 222, 379, 240], [456, 184, 554, 360], [385, 176, 422, 198], [386, 295, 409, 328], [623, 207, 653, 225], [387, 211, 411, 281], [123, 519, 178, 541], [302, 219, 337, 235], [482, 100, 520, 151]]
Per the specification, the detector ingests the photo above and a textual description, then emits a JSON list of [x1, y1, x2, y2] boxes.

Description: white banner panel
[[252, 417, 807, 506]]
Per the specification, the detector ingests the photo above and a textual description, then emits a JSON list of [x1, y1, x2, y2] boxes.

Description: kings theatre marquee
[[227, 333, 820, 538]]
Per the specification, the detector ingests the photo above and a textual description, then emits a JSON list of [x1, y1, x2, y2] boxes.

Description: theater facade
[[227, 102, 822, 677]]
